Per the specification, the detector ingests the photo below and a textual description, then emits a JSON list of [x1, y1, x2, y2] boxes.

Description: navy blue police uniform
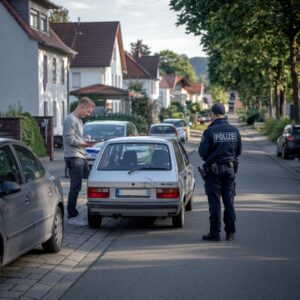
[[199, 104, 242, 241]]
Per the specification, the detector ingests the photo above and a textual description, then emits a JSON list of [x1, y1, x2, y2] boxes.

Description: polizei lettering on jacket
[[213, 132, 237, 143]]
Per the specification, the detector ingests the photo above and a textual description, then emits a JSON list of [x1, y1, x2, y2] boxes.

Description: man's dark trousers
[[65, 157, 89, 216], [205, 164, 236, 234]]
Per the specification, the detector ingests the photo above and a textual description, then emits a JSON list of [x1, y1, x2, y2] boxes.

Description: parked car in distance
[[163, 118, 190, 142], [83, 121, 139, 167], [87, 136, 195, 229], [198, 113, 211, 124], [149, 123, 179, 139], [0, 138, 64, 270], [276, 124, 300, 159]]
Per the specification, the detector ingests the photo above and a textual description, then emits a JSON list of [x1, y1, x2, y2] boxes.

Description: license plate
[[116, 189, 150, 197]]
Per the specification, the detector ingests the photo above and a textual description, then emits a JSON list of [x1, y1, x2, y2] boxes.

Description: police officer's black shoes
[[202, 233, 221, 241], [226, 233, 234, 241]]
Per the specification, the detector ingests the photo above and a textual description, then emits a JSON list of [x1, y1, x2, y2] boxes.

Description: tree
[[170, 0, 300, 121], [157, 50, 197, 83], [49, 7, 70, 23], [130, 39, 151, 57]]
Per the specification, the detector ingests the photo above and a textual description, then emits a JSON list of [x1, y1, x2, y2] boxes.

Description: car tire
[[276, 147, 282, 157], [185, 196, 193, 211], [88, 211, 102, 228], [282, 146, 289, 159], [172, 205, 184, 228], [42, 206, 63, 253]]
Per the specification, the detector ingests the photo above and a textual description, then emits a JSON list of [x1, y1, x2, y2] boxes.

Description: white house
[[123, 52, 160, 102], [159, 75, 191, 109], [52, 21, 130, 114], [0, 0, 76, 136]]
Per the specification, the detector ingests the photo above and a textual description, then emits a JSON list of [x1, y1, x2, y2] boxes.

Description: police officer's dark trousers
[[205, 164, 236, 234]]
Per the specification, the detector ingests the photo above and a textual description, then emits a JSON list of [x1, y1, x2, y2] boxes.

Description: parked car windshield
[[150, 125, 176, 134], [163, 120, 185, 128], [83, 124, 125, 141], [97, 143, 171, 171]]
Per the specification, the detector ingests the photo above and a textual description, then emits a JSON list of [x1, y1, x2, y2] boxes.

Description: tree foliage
[[130, 39, 151, 56], [170, 0, 300, 121], [156, 50, 197, 83], [49, 7, 70, 23]]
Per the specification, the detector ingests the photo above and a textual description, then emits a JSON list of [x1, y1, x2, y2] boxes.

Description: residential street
[[1, 118, 300, 299]]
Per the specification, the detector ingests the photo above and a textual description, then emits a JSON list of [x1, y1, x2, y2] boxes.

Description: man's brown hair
[[78, 97, 95, 107]]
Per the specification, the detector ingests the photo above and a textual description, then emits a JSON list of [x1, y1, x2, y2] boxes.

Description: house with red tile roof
[[159, 74, 191, 108], [186, 82, 206, 109], [0, 0, 76, 136], [52, 21, 131, 114], [123, 52, 160, 103]]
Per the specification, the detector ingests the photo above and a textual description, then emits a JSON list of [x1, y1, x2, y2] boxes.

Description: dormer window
[[40, 14, 48, 32], [30, 9, 39, 29]]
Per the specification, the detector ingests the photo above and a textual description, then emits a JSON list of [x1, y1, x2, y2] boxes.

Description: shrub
[[269, 118, 292, 142], [21, 115, 47, 157], [262, 118, 276, 136]]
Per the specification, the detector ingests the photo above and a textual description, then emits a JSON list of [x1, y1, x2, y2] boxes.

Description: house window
[[61, 101, 65, 125], [152, 81, 157, 94], [43, 55, 48, 85], [44, 101, 48, 116], [40, 14, 47, 32], [72, 72, 81, 88], [113, 45, 117, 61], [61, 59, 65, 85], [52, 58, 57, 83], [53, 101, 57, 127], [30, 9, 39, 28], [115, 75, 118, 87]]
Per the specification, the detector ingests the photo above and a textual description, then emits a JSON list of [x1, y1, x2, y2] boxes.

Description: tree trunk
[[279, 89, 286, 118], [289, 34, 300, 122], [274, 83, 280, 120]]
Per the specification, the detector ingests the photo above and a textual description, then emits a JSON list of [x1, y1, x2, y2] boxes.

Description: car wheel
[[185, 196, 193, 211], [276, 147, 282, 157], [88, 211, 102, 228], [282, 146, 288, 159], [42, 206, 63, 253], [172, 205, 184, 228]]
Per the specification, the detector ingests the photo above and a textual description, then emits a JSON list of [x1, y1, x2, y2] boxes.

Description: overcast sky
[[53, 0, 206, 58]]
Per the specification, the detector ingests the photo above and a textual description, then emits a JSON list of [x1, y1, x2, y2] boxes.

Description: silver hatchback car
[[0, 139, 64, 269], [87, 136, 195, 228]]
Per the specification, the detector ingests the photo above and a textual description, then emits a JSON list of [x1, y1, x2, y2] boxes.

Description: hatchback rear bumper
[[87, 201, 181, 217]]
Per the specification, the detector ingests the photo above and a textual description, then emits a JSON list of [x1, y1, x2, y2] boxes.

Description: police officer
[[199, 103, 242, 241]]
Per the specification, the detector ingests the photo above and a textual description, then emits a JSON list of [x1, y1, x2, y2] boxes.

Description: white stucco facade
[[0, 4, 39, 115], [0, 3, 70, 136], [69, 37, 124, 114]]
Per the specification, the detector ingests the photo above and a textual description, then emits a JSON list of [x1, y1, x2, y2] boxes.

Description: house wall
[[159, 88, 170, 109], [110, 36, 123, 89], [123, 79, 160, 101], [0, 4, 39, 115], [38, 48, 69, 135]]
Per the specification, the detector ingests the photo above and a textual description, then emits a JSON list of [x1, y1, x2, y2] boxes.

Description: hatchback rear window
[[150, 126, 176, 134], [292, 127, 300, 137], [97, 143, 171, 171]]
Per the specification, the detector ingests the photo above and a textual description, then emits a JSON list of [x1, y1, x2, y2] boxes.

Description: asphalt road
[[60, 126, 300, 300]]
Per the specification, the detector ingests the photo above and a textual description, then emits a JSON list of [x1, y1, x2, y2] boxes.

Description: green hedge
[[262, 117, 293, 142], [21, 115, 47, 157]]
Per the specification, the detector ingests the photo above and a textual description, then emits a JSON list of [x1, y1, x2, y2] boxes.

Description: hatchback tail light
[[175, 128, 179, 136], [88, 187, 110, 198], [287, 134, 295, 141], [156, 188, 180, 198]]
